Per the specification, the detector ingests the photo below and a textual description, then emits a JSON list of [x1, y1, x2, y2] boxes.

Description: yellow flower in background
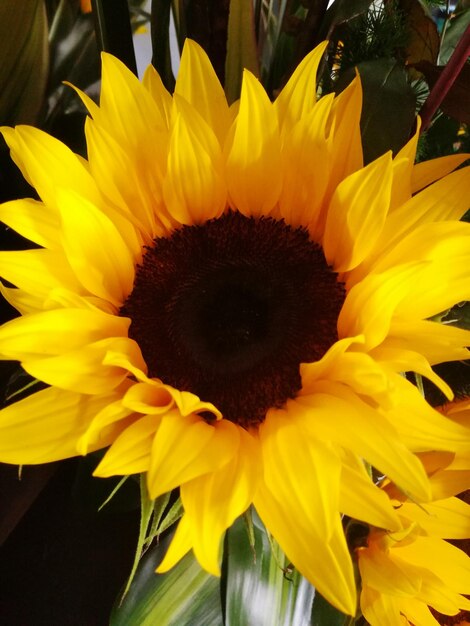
[[0, 40, 470, 615], [357, 497, 470, 626]]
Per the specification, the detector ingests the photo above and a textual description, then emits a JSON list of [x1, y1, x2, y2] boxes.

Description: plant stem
[[420, 23, 470, 132]]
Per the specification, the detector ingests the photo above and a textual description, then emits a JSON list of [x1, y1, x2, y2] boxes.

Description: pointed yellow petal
[[294, 383, 431, 502], [400, 597, 443, 626], [278, 93, 335, 230], [323, 151, 393, 271], [0, 248, 83, 300], [142, 63, 172, 128], [57, 189, 135, 306], [396, 536, 470, 595], [383, 320, 470, 366], [412, 152, 470, 193], [328, 75, 363, 184], [1, 125, 101, 210], [358, 546, 421, 597], [260, 409, 341, 540], [147, 415, 239, 499], [275, 41, 328, 131], [255, 481, 356, 616], [0, 386, 125, 464], [399, 498, 470, 540], [338, 262, 426, 350], [77, 393, 136, 455], [360, 585, 404, 626], [340, 452, 401, 531], [23, 337, 146, 395], [225, 70, 281, 216], [378, 165, 470, 251], [94, 413, 159, 476], [0, 308, 129, 360], [175, 39, 231, 145], [156, 514, 193, 573], [384, 374, 470, 454], [163, 96, 226, 225], [0, 199, 60, 249], [389, 118, 420, 209], [84, 116, 167, 242], [181, 426, 259, 575]]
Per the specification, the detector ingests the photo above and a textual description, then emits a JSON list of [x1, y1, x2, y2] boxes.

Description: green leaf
[[439, 8, 470, 64], [225, 0, 260, 103], [338, 58, 416, 163], [311, 592, 353, 626], [398, 0, 439, 67], [223, 511, 315, 625], [0, 0, 49, 125], [110, 535, 223, 626]]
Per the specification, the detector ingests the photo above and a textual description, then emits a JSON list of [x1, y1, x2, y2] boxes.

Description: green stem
[[420, 23, 470, 132]]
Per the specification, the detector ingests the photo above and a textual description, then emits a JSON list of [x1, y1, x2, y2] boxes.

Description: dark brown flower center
[[120, 211, 345, 427]]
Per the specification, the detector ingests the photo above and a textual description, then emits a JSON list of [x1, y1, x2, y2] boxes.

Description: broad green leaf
[[110, 535, 223, 626], [224, 511, 315, 626], [414, 61, 470, 124], [311, 592, 353, 626], [338, 58, 416, 163], [225, 0, 260, 103], [439, 8, 470, 64], [0, 0, 49, 125]]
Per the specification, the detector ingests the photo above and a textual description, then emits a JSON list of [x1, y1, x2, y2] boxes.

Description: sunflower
[[1, 40, 470, 615], [357, 496, 470, 626]]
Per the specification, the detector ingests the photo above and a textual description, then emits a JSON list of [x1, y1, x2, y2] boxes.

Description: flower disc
[[121, 211, 345, 426]]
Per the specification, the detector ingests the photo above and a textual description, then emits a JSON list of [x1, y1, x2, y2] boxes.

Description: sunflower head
[[1, 39, 470, 616]]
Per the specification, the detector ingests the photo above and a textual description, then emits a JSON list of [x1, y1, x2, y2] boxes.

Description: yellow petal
[[163, 95, 226, 225], [383, 372, 470, 453], [378, 165, 470, 253], [180, 426, 259, 575], [396, 536, 470, 595], [77, 394, 136, 455], [1, 125, 101, 210], [84, 116, 168, 242], [260, 409, 341, 540], [293, 383, 431, 502], [0, 386, 126, 464], [383, 320, 470, 366], [323, 151, 393, 271], [57, 189, 135, 306], [156, 514, 193, 573], [0, 248, 83, 300], [338, 262, 426, 350], [358, 546, 421, 597], [275, 40, 328, 131], [412, 152, 470, 193], [175, 39, 231, 145], [398, 498, 470, 540], [94, 413, 160, 476], [0, 199, 60, 249], [255, 480, 356, 616], [142, 64, 172, 128], [278, 93, 335, 230], [23, 336, 146, 395], [360, 585, 404, 626], [147, 415, 239, 499], [328, 75, 363, 185], [121, 381, 174, 414], [225, 70, 282, 216], [399, 597, 443, 626], [340, 452, 401, 531], [0, 307, 129, 360], [389, 118, 420, 209]]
